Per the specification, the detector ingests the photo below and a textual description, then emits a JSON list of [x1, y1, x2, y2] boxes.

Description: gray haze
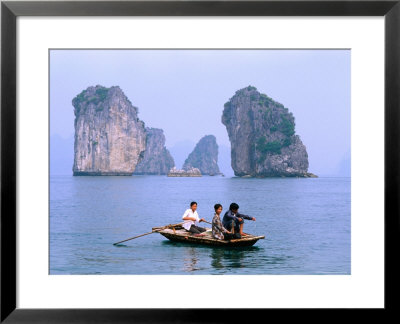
[[50, 50, 350, 176]]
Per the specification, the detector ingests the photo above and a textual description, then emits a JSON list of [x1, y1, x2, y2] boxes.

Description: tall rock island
[[72, 85, 146, 175], [133, 127, 175, 175], [182, 135, 220, 175], [222, 86, 315, 177]]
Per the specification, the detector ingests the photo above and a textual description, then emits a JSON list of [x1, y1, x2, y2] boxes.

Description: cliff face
[[222, 86, 312, 177], [182, 135, 220, 175], [72, 85, 146, 175], [133, 127, 175, 175]]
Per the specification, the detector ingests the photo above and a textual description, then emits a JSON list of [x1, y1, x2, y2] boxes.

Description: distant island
[[222, 86, 317, 178], [71, 84, 316, 178], [167, 167, 202, 177], [72, 85, 174, 176], [72, 85, 146, 175], [182, 135, 221, 175], [134, 127, 175, 175]]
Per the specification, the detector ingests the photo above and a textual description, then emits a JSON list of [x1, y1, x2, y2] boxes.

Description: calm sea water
[[50, 175, 350, 275]]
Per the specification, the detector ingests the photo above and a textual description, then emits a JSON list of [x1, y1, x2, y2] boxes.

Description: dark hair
[[214, 203, 222, 211], [190, 201, 197, 207], [229, 203, 239, 211]]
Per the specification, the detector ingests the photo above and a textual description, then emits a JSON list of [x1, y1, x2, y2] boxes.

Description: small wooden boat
[[152, 224, 265, 247]]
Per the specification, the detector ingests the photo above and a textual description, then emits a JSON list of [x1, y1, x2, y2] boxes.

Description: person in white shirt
[[182, 201, 207, 236]]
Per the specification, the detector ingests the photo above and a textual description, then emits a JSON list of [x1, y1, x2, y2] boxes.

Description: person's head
[[229, 202, 239, 213], [214, 203, 223, 215], [190, 201, 197, 211]]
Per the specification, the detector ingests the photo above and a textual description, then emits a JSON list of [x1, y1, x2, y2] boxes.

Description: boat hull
[[157, 227, 264, 247]]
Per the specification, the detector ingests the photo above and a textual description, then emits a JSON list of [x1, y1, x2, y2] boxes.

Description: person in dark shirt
[[222, 202, 256, 237]]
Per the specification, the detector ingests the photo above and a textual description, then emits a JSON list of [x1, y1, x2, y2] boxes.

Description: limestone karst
[[182, 135, 220, 175], [222, 86, 316, 177]]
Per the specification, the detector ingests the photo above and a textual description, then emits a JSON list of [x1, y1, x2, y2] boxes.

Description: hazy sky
[[50, 49, 350, 175]]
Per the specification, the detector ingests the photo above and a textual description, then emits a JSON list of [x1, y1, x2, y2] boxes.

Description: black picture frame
[[1, 0, 399, 322]]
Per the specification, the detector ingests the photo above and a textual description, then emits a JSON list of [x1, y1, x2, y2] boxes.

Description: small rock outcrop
[[182, 135, 220, 175], [168, 167, 202, 177], [222, 86, 315, 177], [134, 127, 175, 175], [72, 85, 146, 175]]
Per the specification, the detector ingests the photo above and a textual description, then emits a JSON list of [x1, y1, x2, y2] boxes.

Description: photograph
[[3, 0, 399, 320], [49, 49, 351, 275]]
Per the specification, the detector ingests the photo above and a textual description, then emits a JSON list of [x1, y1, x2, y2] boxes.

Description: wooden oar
[[113, 230, 161, 245], [113, 222, 183, 245]]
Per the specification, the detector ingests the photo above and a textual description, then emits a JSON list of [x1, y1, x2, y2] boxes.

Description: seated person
[[182, 201, 207, 236], [222, 202, 256, 237], [212, 204, 240, 240]]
